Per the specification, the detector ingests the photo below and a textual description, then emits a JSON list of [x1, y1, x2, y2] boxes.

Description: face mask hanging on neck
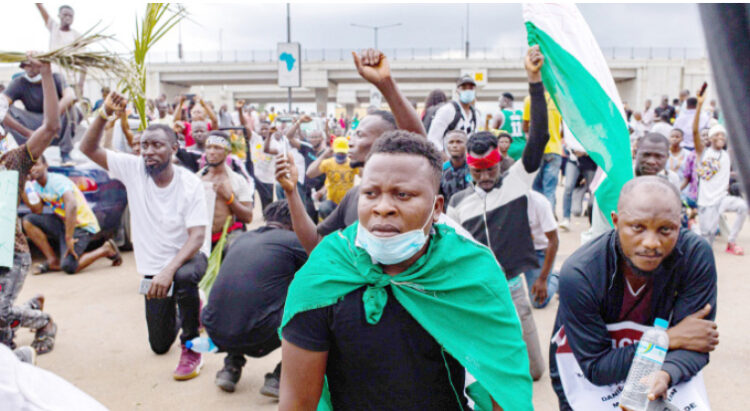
[[355, 197, 437, 265], [24, 73, 42, 83]]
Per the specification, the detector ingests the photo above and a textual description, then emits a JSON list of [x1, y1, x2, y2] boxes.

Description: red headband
[[466, 149, 502, 169]]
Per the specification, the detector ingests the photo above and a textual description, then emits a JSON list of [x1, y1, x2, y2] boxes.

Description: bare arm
[[279, 340, 328, 411], [80, 91, 128, 169], [306, 147, 331, 179], [540, 230, 558, 281], [229, 201, 253, 224], [286, 115, 312, 150], [26, 59, 60, 160], [276, 155, 322, 254], [36, 3, 50, 26], [118, 111, 135, 149], [693, 87, 707, 157], [263, 134, 279, 155], [58, 87, 76, 115], [173, 96, 185, 123], [199, 98, 219, 130], [61, 190, 77, 245], [352, 49, 426, 136]]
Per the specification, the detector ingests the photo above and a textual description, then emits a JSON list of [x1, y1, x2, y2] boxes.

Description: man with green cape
[[278, 132, 533, 411]]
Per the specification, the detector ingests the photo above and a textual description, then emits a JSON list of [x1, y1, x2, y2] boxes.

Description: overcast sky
[[2, 3, 705, 56]]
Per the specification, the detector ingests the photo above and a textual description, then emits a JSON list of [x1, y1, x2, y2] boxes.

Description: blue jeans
[[533, 153, 562, 215], [562, 160, 596, 219], [524, 249, 559, 309]]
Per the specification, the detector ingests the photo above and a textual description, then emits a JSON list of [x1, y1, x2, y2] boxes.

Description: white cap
[[708, 124, 727, 138]]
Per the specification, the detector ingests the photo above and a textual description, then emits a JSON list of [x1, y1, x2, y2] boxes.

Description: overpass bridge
[[145, 46, 711, 115]]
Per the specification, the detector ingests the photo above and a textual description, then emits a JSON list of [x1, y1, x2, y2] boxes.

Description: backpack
[[423, 101, 477, 137]]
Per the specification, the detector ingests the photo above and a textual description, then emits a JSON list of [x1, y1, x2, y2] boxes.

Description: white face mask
[[355, 197, 437, 266], [24, 73, 42, 83]]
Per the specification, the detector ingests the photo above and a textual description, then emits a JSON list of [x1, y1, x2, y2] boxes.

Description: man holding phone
[[80, 92, 209, 382]]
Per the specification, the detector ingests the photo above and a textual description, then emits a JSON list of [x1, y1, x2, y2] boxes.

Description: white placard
[[277, 42, 301, 88]]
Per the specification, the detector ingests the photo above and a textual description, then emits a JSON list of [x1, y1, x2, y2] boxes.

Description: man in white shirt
[[426, 75, 478, 152], [238, 101, 275, 209], [650, 112, 674, 139], [80, 92, 210, 382], [672, 97, 710, 150], [641, 99, 655, 127], [525, 191, 559, 309]]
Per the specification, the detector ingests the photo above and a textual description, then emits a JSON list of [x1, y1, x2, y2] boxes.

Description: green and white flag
[[524, 3, 633, 238]]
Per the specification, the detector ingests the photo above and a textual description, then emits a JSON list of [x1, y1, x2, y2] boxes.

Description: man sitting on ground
[[198, 131, 254, 249], [550, 176, 718, 410], [279, 132, 532, 411], [80, 92, 209, 381], [22, 156, 121, 274], [202, 200, 307, 397]]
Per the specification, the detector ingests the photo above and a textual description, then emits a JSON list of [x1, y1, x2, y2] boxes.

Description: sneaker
[[260, 363, 281, 398], [559, 218, 570, 231], [14, 346, 36, 365], [173, 345, 203, 381], [726, 243, 745, 256], [215, 364, 242, 393]]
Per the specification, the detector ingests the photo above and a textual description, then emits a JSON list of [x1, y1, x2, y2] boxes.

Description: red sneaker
[[173, 344, 203, 381], [726, 243, 745, 256]]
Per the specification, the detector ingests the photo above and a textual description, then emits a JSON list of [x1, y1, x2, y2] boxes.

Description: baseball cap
[[456, 74, 476, 87], [332, 137, 349, 154]]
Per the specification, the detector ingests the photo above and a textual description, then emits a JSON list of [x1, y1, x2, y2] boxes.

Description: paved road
[[14, 207, 748, 410]]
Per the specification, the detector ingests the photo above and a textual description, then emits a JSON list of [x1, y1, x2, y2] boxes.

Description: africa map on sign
[[280, 52, 296, 71]]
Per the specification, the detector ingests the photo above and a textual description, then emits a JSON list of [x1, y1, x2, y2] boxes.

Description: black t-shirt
[[282, 286, 469, 411], [202, 226, 307, 348], [316, 186, 360, 237], [4, 73, 66, 113]]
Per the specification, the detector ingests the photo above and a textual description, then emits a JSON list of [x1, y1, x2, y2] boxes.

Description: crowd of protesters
[[0, 3, 739, 410]]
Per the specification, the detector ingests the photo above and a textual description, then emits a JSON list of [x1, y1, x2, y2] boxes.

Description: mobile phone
[[281, 140, 291, 178], [185, 93, 196, 102], [698, 82, 707, 97], [139, 277, 174, 297]]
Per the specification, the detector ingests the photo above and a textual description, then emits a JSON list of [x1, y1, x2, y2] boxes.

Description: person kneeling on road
[[550, 176, 718, 411], [22, 156, 121, 275], [202, 200, 307, 397]]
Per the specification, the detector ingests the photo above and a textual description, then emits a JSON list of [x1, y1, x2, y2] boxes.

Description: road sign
[[278, 42, 301, 88], [460, 69, 488, 86]]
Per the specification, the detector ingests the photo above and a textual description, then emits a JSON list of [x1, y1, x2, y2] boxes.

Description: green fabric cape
[[280, 222, 533, 411]]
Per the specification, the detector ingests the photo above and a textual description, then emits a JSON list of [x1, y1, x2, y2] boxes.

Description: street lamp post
[[350, 22, 402, 50]]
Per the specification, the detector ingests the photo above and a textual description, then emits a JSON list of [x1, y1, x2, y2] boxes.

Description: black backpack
[[423, 101, 477, 137]]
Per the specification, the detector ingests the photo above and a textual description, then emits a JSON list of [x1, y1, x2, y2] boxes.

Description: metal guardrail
[[146, 46, 707, 64]]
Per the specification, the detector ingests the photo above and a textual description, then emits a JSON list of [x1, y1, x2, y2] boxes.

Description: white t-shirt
[[270, 136, 305, 185], [106, 150, 209, 276], [46, 19, 80, 51], [527, 191, 557, 250], [697, 148, 730, 207], [248, 133, 276, 184]]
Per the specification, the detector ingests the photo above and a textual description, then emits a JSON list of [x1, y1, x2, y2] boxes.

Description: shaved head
[[618, 176, 681, 215]]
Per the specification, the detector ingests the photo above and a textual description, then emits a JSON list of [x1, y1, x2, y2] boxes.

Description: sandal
[[106, 239, 123, 267], [31, 321, 57, 355], [33, 262, 51, 275]]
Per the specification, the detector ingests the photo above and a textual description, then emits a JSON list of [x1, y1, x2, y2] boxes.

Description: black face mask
[[615, 233, 661, 279]]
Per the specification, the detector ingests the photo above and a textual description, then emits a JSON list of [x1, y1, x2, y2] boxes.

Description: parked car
[[16, 151, 131, 251]]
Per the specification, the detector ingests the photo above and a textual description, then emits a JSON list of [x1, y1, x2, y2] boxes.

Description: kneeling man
[[550, 176, 718, 410]]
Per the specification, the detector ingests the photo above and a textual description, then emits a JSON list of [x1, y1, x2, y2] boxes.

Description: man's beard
[[145, 160, 170, 177], [615, 234, 660, 278]]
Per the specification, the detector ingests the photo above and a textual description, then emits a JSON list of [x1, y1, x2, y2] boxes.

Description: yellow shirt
[[319, 158, 359, 205], [523, 92, 563, 155]]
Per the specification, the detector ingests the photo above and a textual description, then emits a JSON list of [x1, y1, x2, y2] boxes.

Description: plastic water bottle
[[25, 181, 40, 205], [185, 337, 217, 353], [619, 318, 670, 411]]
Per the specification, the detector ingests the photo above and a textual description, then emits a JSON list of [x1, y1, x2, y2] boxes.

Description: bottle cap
[[185, 340, 193, 349], [654, 318, 669, 329]]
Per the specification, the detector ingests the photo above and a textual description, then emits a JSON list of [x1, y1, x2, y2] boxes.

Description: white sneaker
[[559, 218, 571, 231]]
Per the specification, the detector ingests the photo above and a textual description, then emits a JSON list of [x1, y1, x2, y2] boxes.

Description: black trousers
[[144, 253, 207, 354], [254, 180, 274, 211]]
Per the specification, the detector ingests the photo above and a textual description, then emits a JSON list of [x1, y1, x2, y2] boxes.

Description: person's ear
[[434, 194, 444, 221], [611, 212, 619, 228]]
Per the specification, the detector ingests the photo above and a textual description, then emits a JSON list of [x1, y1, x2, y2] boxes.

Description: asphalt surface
[[14, 199, 748, 410]]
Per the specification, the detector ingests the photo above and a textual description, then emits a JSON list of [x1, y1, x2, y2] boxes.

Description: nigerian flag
[[524, 3, 633, 236]]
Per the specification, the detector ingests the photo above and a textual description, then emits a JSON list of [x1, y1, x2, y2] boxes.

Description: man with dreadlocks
[[198, 131, 254, 250]]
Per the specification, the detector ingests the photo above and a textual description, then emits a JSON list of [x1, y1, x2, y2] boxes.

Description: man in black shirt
[[279, 132, 531, 411], [201, 201, 307, 396], [3, 62, 78, 162]]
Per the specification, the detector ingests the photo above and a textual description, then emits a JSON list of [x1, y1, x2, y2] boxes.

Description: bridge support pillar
[[314, 88, 328, 115]]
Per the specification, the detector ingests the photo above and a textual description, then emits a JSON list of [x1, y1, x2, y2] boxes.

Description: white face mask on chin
[[24, 73, 42, 83]]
